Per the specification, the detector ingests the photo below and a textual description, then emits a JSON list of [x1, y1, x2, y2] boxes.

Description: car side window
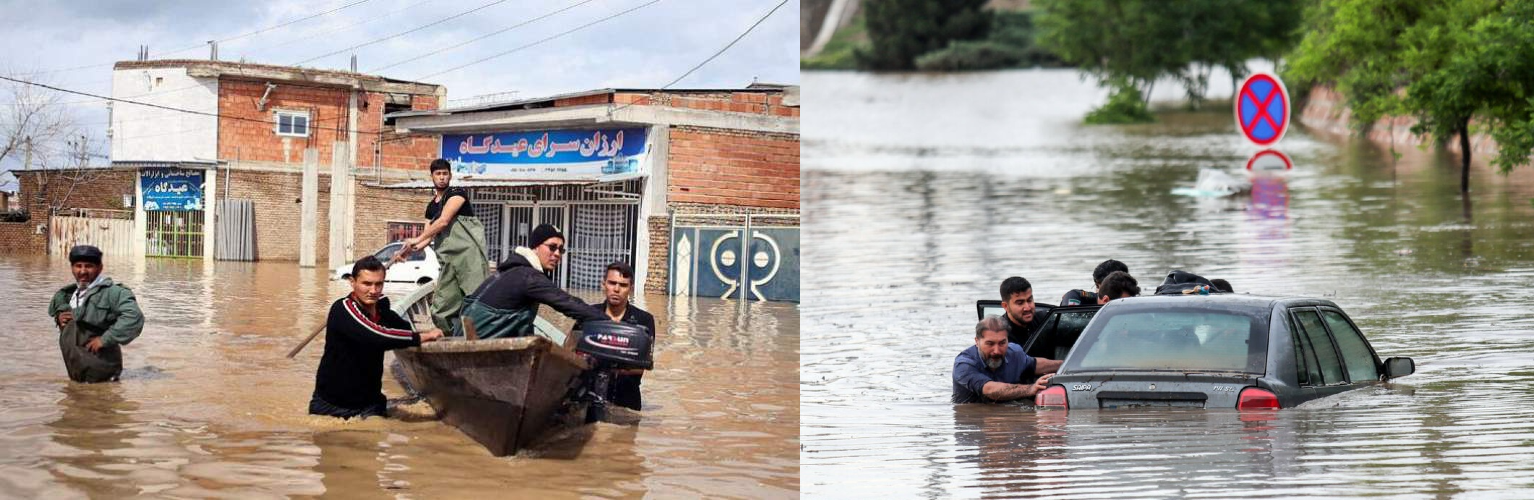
[[1322, 310, 1380, 382], [1294, 310, 1346, 385], [1288, 314, 1319, 386]]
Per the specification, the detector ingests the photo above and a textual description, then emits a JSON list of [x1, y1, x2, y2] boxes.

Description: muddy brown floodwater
[[801, 69, 1534, 498], [0, 257, 797, 498]]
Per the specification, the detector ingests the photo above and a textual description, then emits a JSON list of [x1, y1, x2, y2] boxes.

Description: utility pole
[[22, 136, 31, 170], [208, 41, 218, 61]]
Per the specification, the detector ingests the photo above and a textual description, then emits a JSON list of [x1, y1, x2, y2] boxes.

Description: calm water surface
[[0, 257, 798, 498], [801, 69, 1534, 498]]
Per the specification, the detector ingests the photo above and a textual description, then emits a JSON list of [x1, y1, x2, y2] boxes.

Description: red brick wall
[[667, 126, 799, 209], [218, 80, 354, 165], [614, 91, 798, 118], [224, 169, 331, 264], [0, 169, 136, 255], [219, 80, 441, 171], [352, 184, 431, 259], [367, 93, 443, 171]]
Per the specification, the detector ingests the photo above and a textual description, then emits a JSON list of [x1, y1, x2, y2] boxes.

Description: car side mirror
[[1383, 357, 1414, 380]]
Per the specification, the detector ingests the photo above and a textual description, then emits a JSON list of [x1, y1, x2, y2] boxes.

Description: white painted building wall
[[110, 67, 218, 162]]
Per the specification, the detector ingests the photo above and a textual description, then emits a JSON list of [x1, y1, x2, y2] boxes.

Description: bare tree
[[1, 68, 108, 218]]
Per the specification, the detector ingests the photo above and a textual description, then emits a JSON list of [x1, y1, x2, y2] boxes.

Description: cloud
[[0, 0, 799, 169]]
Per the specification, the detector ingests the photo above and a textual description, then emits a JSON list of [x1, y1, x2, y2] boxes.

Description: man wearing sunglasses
[[462, 224, 605, 339]]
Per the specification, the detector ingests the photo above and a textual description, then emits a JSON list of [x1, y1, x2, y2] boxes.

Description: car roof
[[1100, 293, 1340, 313]]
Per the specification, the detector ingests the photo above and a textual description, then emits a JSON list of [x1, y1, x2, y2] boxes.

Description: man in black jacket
[[463, 224, 605, 339], [310, 257, 443, 419]]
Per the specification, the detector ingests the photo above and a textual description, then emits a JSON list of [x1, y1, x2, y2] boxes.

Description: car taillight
[[1035, 385, 1068, 409], [1237, 387, 1280, 410]]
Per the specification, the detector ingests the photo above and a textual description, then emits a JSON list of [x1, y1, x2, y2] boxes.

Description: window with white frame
[[274, 110, 309, 137]]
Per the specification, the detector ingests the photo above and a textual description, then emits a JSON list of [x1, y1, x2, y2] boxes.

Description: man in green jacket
[[46, 245, 144, 383]]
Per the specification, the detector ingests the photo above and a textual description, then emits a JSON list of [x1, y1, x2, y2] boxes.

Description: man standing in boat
[[462, 224, 606, 339], [310, 256, 444, 419], [576, 261, 656, 410], [397, 158, 489, 336], [47, 245, 144, 383]]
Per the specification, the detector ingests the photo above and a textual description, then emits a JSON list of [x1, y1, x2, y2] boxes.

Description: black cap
[[68, 245, 103, 264], [529, 224, 564, 248]]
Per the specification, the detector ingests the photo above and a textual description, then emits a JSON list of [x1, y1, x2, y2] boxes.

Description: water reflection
[[802, 69, 1534, 497], [0, 254, 798, 497]]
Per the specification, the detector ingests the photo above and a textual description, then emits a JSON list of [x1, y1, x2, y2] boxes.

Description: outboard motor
[[571, 320, 654, 422]]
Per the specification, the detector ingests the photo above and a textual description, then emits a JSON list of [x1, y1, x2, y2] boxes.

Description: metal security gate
[[215, 199, 254, 261], [468, 179, 644, 290], [49, 210, 134, 258], [568, 203, 638, 290], [670, 213, 800, 302], [146, 210, 204, 257]]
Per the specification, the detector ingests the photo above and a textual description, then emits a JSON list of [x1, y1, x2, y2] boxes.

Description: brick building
[[0, 59, 448, 266], [388, 85, 800, 299]]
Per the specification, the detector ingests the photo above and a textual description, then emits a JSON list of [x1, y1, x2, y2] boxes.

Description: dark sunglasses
[[542, 243, 565, 254]]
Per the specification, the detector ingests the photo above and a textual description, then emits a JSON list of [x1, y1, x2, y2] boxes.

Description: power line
[[417, 0, 663, 81], [369, 0, 596, 73], [20, 0, 379, 77], [610, 0, 788, 114], [0, 74, 371, 138], [292, 0, 511, 66]]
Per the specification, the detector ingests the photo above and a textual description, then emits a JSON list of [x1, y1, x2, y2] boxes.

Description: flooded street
[[801, 70, 1534, 497], [0, 257, 798, 498]]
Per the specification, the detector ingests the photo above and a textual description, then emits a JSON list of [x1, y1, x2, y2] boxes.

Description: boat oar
[[286, 253, 413, 358]]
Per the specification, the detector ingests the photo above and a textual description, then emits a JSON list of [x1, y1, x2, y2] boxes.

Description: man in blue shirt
[[953, 316, 1063, 404]]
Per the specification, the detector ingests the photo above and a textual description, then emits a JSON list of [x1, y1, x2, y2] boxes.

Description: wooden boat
[[390, 283, 591, 456]]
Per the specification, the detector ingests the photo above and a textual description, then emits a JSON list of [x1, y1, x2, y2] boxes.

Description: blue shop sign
[[140, 168, 204, 211], [441, 127, 649, 177]]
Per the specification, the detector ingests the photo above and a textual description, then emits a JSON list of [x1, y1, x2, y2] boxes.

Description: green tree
[[855, 0, 991, 71], [1286, 0, 1531, 193], [1034, 0, 1303, 119]]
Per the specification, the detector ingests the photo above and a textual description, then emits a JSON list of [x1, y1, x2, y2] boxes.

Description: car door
[[1016, 305, 1100, 384], [1288, 307, 1356, 399]]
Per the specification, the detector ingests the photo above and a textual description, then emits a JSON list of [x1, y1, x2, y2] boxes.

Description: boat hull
[[393, 336, 590, 456]]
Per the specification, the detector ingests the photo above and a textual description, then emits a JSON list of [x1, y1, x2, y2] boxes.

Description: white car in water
[[333, 242, 440, 284]]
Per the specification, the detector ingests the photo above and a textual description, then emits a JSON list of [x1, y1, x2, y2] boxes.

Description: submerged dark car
[[978, 294, 1415, 409]]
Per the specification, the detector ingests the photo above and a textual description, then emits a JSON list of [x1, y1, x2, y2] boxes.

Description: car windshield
[[1065, 308, 1268, 373], [372, 243, 425, 262]]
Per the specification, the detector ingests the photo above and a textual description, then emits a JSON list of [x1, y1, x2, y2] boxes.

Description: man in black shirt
[[1060, 259, 1129, 306], [463, 224, 606, 339], [310, 257, 443, 419], [578, 261, 656, 411], [399, 159, 489, 336], [998, 276, 1041, 346]]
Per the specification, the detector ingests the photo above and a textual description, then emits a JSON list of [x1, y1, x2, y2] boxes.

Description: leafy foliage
[[855, 0, 992, 70], [1285, 0, 1534, 189], [1085, 81, 1156, 124], [1033, 0, 1303, 117]]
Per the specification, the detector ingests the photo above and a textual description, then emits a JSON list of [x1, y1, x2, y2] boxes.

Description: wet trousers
[[431, 216, 489, 336], [58, 321, 122, 383]]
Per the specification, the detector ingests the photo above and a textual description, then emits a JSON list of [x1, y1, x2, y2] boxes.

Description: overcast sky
[[0, 0, 799, 182]]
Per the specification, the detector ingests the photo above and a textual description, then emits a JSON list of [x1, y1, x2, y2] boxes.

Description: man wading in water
[[310, 256, 444, 419], [47, 245, 144, 383], [397, 158, 489, 336]]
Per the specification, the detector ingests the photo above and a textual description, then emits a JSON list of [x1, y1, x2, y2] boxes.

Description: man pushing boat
[[309, 256, 444, 419]]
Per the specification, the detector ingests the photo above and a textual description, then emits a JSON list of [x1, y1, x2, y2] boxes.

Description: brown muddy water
[[0, 257, 798, 498], [801, 69, 1534, 498]]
